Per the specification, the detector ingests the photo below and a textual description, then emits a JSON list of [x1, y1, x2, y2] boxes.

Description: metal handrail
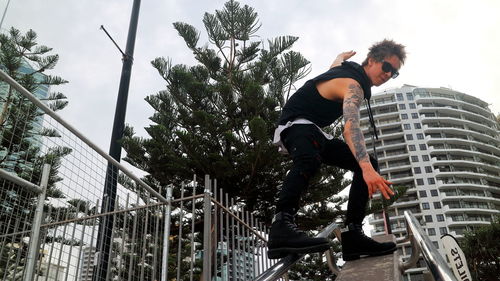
[[0, 167, 42, 194], [253, 221, 341, 281], [400, 211, 458, 281], [0, 69, 167, 202]]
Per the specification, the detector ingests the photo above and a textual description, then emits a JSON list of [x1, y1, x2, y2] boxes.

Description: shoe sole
[[343, 246, 397, 261], [267, 242, 331, 259]]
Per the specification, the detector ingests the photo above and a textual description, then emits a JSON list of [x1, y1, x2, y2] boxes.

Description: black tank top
[[278, 61, 372, 127]]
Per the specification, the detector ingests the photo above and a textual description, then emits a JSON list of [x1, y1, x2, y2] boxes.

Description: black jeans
[[276, 124, 379, 225]]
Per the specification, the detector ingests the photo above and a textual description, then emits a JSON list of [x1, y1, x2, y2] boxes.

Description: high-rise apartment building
[[361, 85, 500, 281]]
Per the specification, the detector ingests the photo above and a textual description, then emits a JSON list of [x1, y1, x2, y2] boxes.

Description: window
[[422, 155, 430, 161], [406, 134, 414, 140], [409, 145, 416, 151], [417, 133, 424, 139], [399, 104, 406, 110], [414, 167, 422, 174], [425, 215, 433, 222], [409, 103, 416, 109], [437, 214, 445, 222], [406, 93, 414, 100], [419, 190, 427, 197], [430, 189, 438, 196], [419, 144, 427, 150], [440, 227, 448, 235], [397, 93, 403, 101], [411, 113, 419, 119], [401, 113, 408, 119], [404, 124, 411, 130], [417, 179, 425, 186], [434, 202, 442, 209], [422, 202, 430, 209], [414, 123, 422, 129], [433, 241, 439, 249], [411, 156, 419, 162], [428, 228, 436, 236], [428, 178, 436, 185], [425, 166, 433, 173]]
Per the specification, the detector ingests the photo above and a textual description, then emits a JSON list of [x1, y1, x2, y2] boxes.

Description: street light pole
[[93, 1, 141, 280]]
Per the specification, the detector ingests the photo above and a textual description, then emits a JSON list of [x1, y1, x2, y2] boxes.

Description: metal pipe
[[161, 187, 173, 281], [400, 211, 458, 281], [0, 167, 42, 194], [23, 164, 51, 281], [202, 175, 212, 281]]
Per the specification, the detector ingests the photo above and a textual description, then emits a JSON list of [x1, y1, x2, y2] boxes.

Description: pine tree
[[122, 0, 350, 225], [0, 27, 72, 279], [120, 1, 352, 279]]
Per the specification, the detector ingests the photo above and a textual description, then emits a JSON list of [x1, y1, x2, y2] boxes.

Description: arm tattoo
[[343, 83, 369, 163]]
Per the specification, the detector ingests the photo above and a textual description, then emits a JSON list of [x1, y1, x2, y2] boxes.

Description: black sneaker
[[341, 223, 397, 261], [267, 212, 331, 259]]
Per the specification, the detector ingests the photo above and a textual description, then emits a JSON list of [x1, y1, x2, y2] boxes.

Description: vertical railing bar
[[94, 197, 109, 280], [24, 164, 51, 281], [118, 194, 130, 281], [202, 175, 212, 281], [139, 194, 150, 281], [189, 175, 197, 281], [11, 216, 26, 278], [44, 207, 63, 281], [36, 205, 53, 281], [161, 186, 173, 281], [225, 192, 230, 281], [258, 222, 264, 276], [87, 199, 100, 281], [75, 202, 89, 281], [236, 205, 243, 281], [250, 213, 256, 280], [213, 180, 218, 281], [63, 200, 82, 281], [127, 195, 141, 281], [219, 187, 224, 281], [230, 198, 236, 281], [54, 206, 71, 281], [176, 183, 185, 281], [105, 195, 120, 281], [152, 189, 161, 281], [263, 224, 270, 271], [242, 208, 248, 281]]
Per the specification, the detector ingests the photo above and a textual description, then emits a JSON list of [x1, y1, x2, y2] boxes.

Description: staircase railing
[[400, 211, 458, 281]]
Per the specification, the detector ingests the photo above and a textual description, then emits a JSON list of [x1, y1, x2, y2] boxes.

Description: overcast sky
[[4, 0, 500, 153]]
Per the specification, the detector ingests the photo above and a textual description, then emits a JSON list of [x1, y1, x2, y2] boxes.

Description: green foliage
[[460, 217, 500, 281], [120, 1, 350, 279], [0, 27, 73, 277], [123, 0, 349, 224]]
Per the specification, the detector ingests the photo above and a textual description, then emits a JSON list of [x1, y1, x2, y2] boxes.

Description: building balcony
[[416, 96, 492, 117], [442, 205, 500, 215], [421, 116, 498, 137], [446, 217, 493, 227]]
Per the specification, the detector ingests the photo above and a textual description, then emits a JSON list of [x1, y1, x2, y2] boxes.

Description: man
[[268, 39, 406, 260]]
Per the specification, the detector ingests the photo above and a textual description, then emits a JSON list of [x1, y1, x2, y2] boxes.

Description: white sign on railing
[[441, 234, 472, 281]]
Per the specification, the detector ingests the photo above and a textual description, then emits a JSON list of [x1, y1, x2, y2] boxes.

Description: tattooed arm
[[342, 82, 394, 199]]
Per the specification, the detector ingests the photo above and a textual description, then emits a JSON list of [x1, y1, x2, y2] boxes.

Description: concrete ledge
[[336, 234, 400, 281]]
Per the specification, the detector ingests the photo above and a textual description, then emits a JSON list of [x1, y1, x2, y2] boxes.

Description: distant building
[[78, 246, 95, 281], [361, 85, 500, 281]]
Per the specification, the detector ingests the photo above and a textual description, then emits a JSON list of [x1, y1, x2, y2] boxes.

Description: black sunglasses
[[382, 61, 399, 79]]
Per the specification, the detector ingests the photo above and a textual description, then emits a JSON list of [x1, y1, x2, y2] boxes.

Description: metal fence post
[[202, 175, 212, 281], [24, 164, 51, 281], [161, 186, 173, 281]]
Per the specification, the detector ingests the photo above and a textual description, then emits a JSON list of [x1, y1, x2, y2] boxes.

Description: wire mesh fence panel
[[1, 71, 291, 281]]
